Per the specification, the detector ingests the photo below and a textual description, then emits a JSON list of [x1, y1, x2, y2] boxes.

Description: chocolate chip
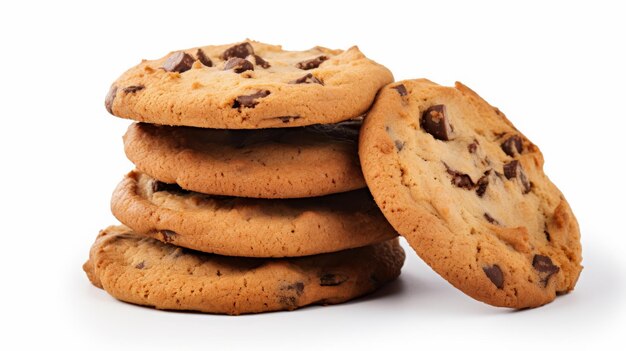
[[544, 224, 551, 242], [135, 261, 145, 269], [503, 160, 519, 179], [196, 48, 212, 67], [151, 180, 190, 195], [252, 54, 270, 68], [503, 160, 531, 194], [484, 212, 499, 225], [162, 51, 195, 73], [221, 42, 255, 60], [279, 296, 297, 308], [105, 85, 117, 114], [476, 170, 490, 197], [277, 116, 301, 123], [501, 135, 523, 157], [282, 282, 305, 295], [289, 73, 323, 85], [293, 282, 305, 294], [483, 265, 504, 289], [468, 139, 479, 153], [532, 255, 560, 286], [160, 230, 177, 243], [123, 85, 145, 94], [444, 163, 474, 190], [232, 90, 270, 109], [533, 255, 559, 273], [394, 140, 405, 151], [320, 273, 349, 286], [421, 105, 453, 141], [223, 57, 254, 73], [295, 55, 328, 70], [392, 84, 407, 96]]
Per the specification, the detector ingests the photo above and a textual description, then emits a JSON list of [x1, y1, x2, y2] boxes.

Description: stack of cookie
[[87, 40, 584, 312], [84, 41, 405, 315]]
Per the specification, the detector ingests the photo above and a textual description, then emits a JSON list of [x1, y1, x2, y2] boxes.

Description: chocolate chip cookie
[[105, 40, 393, 129], [83, 226, 405, 315], [123, 120, 365, 198], [111, 171, 398, 257], [359, 79, 582, 308]]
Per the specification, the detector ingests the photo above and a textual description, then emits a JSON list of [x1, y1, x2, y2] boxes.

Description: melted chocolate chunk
[[196, 48, 213, 67], [503, 160, 531, 193], [444, 163, 474, 189], [223, 57, 254, 73], [289, 73, 323, 85], [468, 139, 479, 153], [105, 85, 117, 114], [476, 170, 491, 197], [160, 230, 177, 243], [544, 224, 551, 242], [123, 85, 145, 94], [284, 282, 305, 295], [277, 116, 301, 123], [483, 265, 504, 289], [484, 212, 499, 225], [252, 54, 270, 68], [279, 296, 297, 308], [501, 135, 523, 157], [421, 105, 453, 141], [503, 160, 519, 179], [533, 255, 559, 273], [532, 255, 560, 286], [135, 261, 145, 269], [320, 273, 349, 286], [221, 42, 254, 60], [162, 51, 195, 73], [296, 55, 328, 70], [394, 140, 405, 151], [232, 90, 271, 109], [151, 180, 190, 195], [392, 84, 407, 96]]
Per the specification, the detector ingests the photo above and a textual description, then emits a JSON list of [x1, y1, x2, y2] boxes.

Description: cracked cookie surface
[[105, 40, 393, 129], [83, 226, 404, 315], [111, 171, 398, 257], [359, 79, 582, 308], [123, 120, 365, 198]]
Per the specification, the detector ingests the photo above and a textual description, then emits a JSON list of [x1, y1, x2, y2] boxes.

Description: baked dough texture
[[359, 79, 582, 308]]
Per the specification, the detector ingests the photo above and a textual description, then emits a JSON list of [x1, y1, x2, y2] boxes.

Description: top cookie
[[105, 40, 393, 129], [359, 79, 582, 308]]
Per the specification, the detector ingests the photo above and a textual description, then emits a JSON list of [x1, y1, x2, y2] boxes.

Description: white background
[[1, 0, 624, 350]]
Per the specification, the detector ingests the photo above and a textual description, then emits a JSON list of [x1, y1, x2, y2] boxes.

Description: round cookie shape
[[105, 40, 393, 129], [359, 79, 582, 308], [83, 226, 405, 315], [111, 171, 398, 257], [123, 121, 365, 198]]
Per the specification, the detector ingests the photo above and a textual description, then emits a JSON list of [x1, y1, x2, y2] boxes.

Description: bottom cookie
[[84, 226, 405, 315]]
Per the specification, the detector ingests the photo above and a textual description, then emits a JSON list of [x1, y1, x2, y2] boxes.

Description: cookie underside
[[123, 121, 365, 198], [111, 171, 398, 257], [83, 226, 405, 315]]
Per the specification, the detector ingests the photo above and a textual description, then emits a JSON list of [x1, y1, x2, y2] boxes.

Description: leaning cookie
[[123, 120, 365, 198], [83, 226, 405, 315], [105, 40, 393, 129], [359, 79, 582, 308], [111, 171, 398, 257]]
